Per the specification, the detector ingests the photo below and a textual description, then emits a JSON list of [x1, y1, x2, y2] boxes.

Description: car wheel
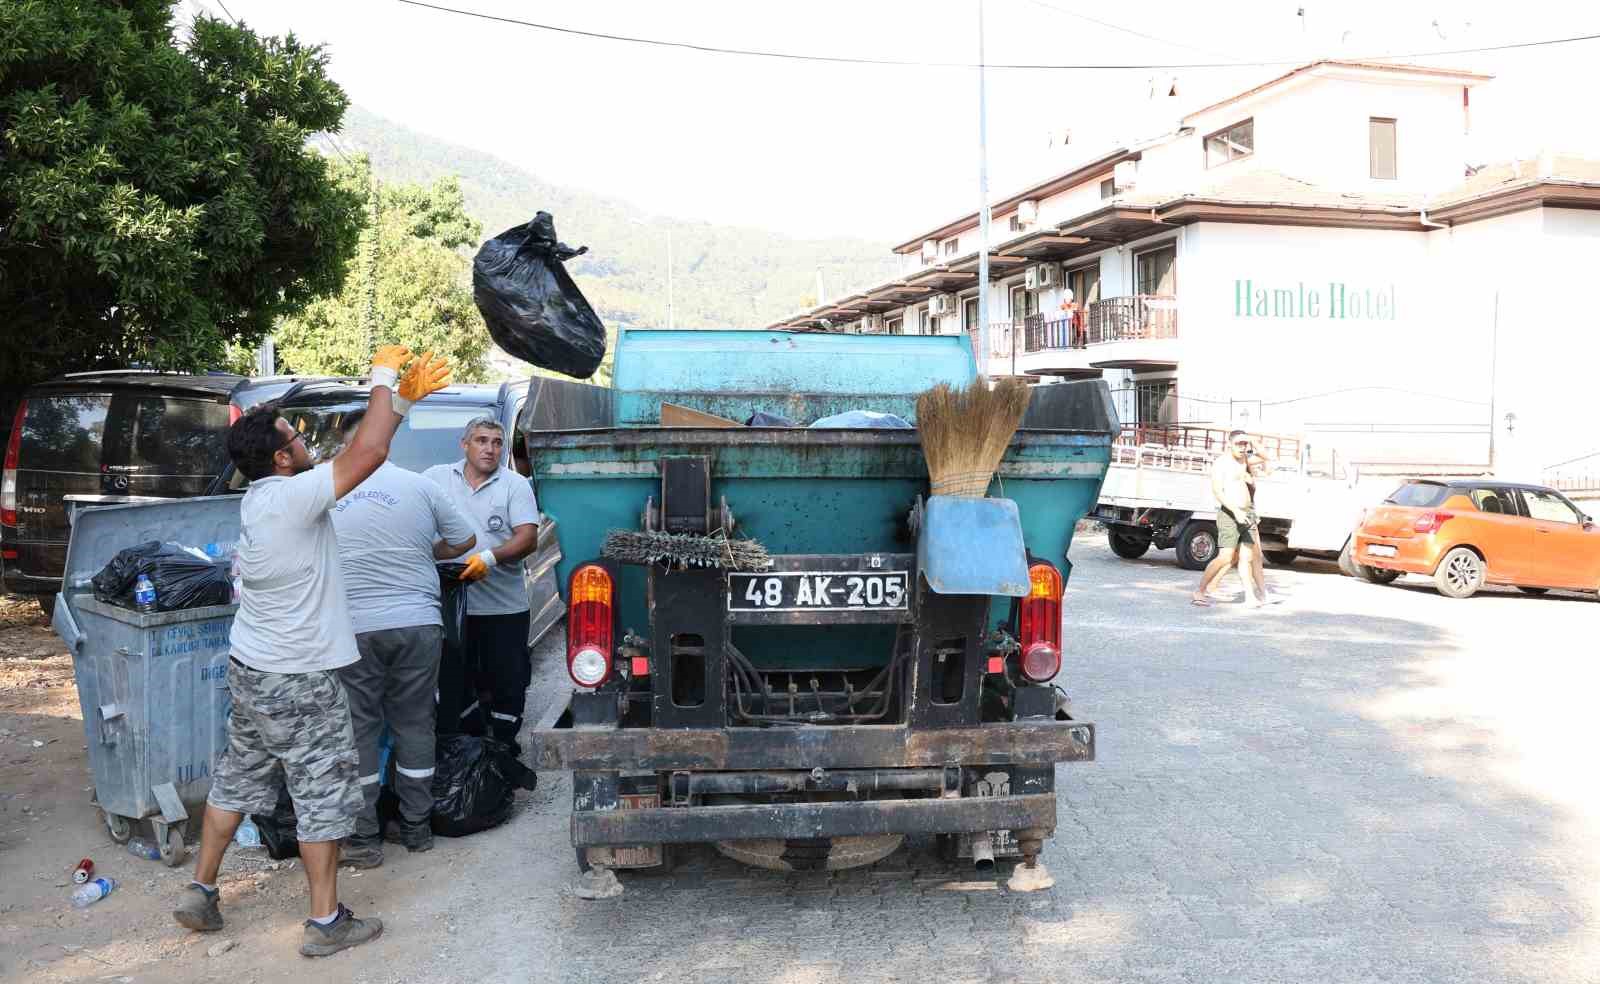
[[1517, 587, 1548, 596], [1358, 565, 1402, 585], [35, 594, 57, 619], [1263, 548, 1299, 568], [1434, 547, 1485, 598], [1175, 522, 1218, 571], [1107, 530, 1150, 560]]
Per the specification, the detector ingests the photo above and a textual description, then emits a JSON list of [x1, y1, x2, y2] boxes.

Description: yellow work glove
[[460, 549, 497, 581], [393, 351, 453, 417], [369, 344, 413, 391]]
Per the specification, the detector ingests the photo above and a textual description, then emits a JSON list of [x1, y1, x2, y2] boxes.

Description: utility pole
[[1487, 290, 1499, 473], [667, 227, 675, 330], [975, 0, 991, 379]]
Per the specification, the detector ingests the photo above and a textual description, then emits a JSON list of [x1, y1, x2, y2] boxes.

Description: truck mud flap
[[572, 792, 1058, 847], [526, 701, 1095, 772]]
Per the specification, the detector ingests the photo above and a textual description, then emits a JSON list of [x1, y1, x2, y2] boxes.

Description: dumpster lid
[[60, 496, 243, 596]]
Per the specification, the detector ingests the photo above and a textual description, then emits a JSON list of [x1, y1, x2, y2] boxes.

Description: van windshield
[[1384, 482, 1450, 507]]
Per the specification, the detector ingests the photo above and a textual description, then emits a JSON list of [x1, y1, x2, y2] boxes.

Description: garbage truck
[[520, 328, 1116, 877]]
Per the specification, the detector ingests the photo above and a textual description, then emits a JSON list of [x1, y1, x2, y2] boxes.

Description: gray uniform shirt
[[423, 460, 540, 616], [332, 461, 478, 635]]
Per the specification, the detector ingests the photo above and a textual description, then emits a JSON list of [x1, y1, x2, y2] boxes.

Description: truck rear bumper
[[525, 699, 1096, 772], [572, 791, 1058, 846]]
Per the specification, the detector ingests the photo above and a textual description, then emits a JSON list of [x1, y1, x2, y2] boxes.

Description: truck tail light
[[2, 400, 24, 528], [1018, 560, 1062, 682], [1412, 511, 1454, 535], [229, 404, 242, 426], [567, 564, 614, 688]]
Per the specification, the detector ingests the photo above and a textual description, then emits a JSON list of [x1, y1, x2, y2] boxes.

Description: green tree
[[0, 2, 363, 392], [272, 155, 490, 381]]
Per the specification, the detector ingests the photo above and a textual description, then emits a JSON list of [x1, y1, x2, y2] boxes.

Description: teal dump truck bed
[[517, 328, 1117, 878]]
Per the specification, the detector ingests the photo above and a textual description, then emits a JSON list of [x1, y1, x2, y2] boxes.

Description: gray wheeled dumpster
[[50, 496, 242, 865]]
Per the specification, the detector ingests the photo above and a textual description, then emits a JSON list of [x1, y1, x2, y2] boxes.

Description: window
[[886, 317, 903, 336], [942, 239, 959, 257], [1369, 117, 1397, 180], [1100, 178, 1115, 200], [1134, 379, 1175, 426], [1066, 263, 1101, 307], [920, 308, 934, 335], [1522, 488, 1582, 524], [1204, 118, 1253, 168], [1008, 283, 1035, 320], [962, 296, 979, 335], [1384, 482, 1449, 507], [1008, 214, 1024, 232], [21, 394, 112, 473], [1135, 244, 1176, 296], [1468, 487, 1518, 516]]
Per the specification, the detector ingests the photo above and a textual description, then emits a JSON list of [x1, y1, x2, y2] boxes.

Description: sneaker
[[299, 904, 382, 957], [340, 834, 384, 869], [383, 819, 434, 854], [173, 883, 223, 932]]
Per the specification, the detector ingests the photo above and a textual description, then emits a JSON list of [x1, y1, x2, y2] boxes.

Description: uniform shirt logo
[[486, 515, 505, 532]]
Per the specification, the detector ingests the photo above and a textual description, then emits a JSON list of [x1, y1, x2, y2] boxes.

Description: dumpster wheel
[[101, 809, 132, 844], [156, 822, 188, 867]]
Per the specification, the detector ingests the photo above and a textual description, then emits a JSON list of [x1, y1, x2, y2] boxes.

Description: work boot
[[383, 818, 434, 853], [172, 883, 223, 932], [340, 834, 384, 869], [299, 904, 383, 958]]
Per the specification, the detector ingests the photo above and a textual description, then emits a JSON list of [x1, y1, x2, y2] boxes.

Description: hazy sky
[[196, 0, 1598, 243]]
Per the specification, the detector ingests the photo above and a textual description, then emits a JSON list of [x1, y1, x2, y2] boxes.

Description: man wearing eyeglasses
[[1191, 429, 1272, 607], [171, 346, 451, 958]]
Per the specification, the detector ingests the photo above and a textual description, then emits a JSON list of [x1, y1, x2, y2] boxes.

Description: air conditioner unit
[[1017, 200, 1039, 226], [1036, 264, 1059, 288], [921, 239, 940, 262], [930, 295, 954, 316], [1024, 267, 1040, 291], [1113, 159, 1138, 192]]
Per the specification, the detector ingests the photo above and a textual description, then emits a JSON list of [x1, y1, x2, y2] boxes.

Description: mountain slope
[[321, 106, 897, 331]]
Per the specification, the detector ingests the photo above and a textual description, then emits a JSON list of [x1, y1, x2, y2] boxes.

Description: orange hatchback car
[[1352, 480, 1600, 598]]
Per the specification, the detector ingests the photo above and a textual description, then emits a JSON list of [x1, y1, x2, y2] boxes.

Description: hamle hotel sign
[[1234, 280, 1398, 320]]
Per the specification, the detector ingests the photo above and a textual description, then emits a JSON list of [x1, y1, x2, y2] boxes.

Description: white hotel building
[[769, 61, 1600, 480]]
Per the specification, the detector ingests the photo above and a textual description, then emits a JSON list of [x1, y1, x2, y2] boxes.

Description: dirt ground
[[0, 595, 554, 984]]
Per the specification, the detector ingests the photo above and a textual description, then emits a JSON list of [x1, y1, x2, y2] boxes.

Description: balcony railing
[[1083, 294, 1177, 345]]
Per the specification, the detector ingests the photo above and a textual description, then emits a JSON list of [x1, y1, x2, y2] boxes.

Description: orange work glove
[[460, 549, 497, 581], [393, 351, 453, 416], [369, 344, 413, 391]]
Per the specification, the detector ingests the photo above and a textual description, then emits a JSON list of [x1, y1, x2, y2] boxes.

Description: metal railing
[[1023, 316, 1082, 353], [1084, 294, 1178, 345]]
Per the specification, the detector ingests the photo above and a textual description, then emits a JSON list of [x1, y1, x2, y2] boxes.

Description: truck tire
[[1434, 547, 1485, 598], [1175, 522, 1218, 571], [1263, 549, 1298, 567], [1107, 529, 1150, 560]]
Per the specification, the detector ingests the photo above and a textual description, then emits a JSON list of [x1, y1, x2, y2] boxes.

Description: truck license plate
[[1366, 544, 1397, 558], [728, 570, 910, 613]]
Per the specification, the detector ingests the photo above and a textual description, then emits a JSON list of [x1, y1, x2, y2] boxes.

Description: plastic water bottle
[[71, 877, 116, 908], [234, 816, 262, 848], [133, 575, 157, 613], [126, 837, 161, 860]]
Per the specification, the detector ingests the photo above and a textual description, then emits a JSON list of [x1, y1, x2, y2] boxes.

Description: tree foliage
[[0, 1, 362, 392], [272, 155, 490, 382]]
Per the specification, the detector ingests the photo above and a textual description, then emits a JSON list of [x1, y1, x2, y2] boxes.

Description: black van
[[1, 371, 316, 609]]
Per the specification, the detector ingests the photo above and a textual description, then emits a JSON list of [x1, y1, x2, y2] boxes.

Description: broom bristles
[[915, 378, 1031, 497]]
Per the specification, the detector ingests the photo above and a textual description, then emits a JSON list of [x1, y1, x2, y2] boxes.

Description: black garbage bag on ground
[[428, 734, 538, 838], [250, 785, 300, 861], [434, 563, 486, 736], [472, 212, 606, 379], [92, 540, 231, 611]]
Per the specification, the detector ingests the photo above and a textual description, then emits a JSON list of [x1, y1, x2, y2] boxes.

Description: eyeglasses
[[277, 431, 305, 455], [1233, 441, 1252, 449]]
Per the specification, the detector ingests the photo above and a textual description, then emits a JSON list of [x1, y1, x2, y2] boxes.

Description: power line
[[1014, 0, 1241, 63], [214, 0, 238, 24], [392, 1, 1600, 71]]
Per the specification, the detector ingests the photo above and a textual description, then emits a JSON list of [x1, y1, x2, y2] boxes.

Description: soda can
[[72, 859, 94, 884]]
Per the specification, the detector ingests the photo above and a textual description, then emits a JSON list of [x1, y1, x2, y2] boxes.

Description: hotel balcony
[[970, 294, 1179, 378]]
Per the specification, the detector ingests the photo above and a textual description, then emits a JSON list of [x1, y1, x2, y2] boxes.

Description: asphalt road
[[381, 536, 1600, 984]]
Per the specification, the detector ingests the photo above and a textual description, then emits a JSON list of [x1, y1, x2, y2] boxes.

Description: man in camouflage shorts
[[171, 346, 450, 957]]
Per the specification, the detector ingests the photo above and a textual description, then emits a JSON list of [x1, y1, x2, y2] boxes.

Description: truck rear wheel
[[1107, 529, 1150, 560], [1175, 522, 1218, 571]]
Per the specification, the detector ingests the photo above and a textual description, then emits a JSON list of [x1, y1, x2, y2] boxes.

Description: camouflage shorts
[[208, 659, 362, 843]]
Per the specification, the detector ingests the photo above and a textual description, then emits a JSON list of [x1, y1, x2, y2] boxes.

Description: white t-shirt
[[423, 460, 541, 616], [230, 464, 360, 673], [331, 462, 478, 635]]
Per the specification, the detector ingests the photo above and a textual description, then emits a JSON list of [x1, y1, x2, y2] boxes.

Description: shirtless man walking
[[1191, 429, 1272, 607]]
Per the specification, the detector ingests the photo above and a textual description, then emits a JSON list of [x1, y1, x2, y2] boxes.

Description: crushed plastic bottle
[[133, 574, 157, 613], [126, 837, 161, 861], [71, 877, 117, 908], [234, 816, 262, 848]]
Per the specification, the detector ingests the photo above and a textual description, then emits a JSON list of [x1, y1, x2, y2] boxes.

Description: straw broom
[[915, 378, 1031, 498]]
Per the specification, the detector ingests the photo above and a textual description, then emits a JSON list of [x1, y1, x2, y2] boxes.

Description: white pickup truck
[[1090, 425, 1378, 572]]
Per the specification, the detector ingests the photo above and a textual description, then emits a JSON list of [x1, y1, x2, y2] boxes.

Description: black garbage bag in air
[[428, 734, 539, 838], [250, 785, 300, 861], [92, 540, 232, 611], [472, 212, 607, 379]]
